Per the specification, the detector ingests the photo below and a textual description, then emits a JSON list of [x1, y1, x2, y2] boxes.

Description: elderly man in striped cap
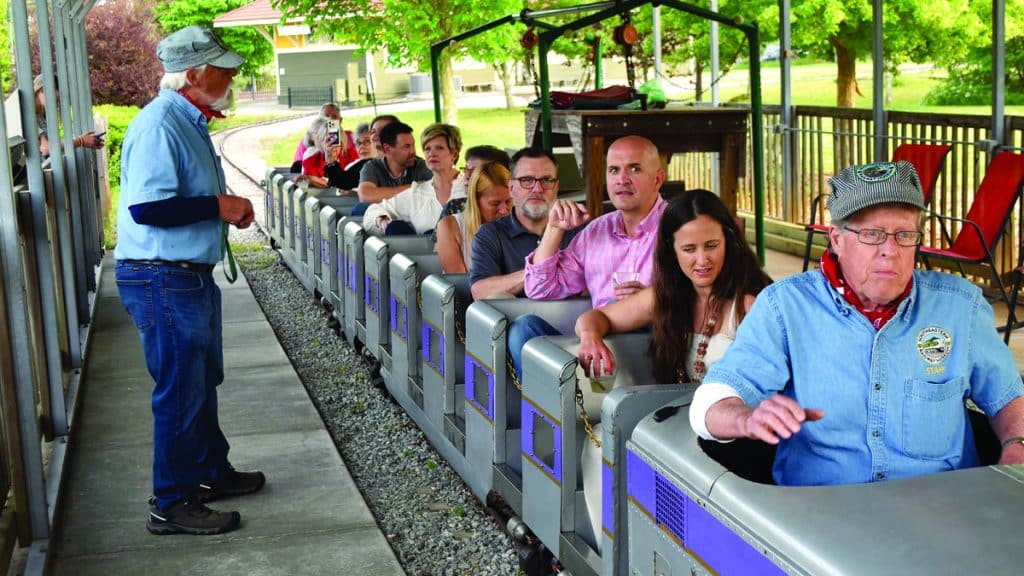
[[689, 160, 1024, 486]]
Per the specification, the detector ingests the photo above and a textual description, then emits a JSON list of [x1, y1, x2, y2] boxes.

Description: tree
[[274, 0, 523, 124], [86, 0, 164, 107], [925, 0, 1024, 106], [152, 0, 273, 78], [790, 0, 974, 107]]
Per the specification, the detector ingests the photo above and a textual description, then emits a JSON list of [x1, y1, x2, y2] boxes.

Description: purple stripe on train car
[[307, 226, 314, 250], [365, 274, 377, 312], [464, 355, 495, 421], [627, 450, 657, 525], [627, 450, 786, 576], [321, 238, 329, 264], [602, 460, 613, 537], [521, 400, 562, 484], [337, 250, 344, 279], [346, 257, 356, 290], [422, 324, 444, 374], [390, 296, 402, 339]]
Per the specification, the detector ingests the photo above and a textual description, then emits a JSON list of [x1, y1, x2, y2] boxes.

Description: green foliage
[[788, 0, 981, 106], [95, 104, 142, 248], [274, 0, 523, 122], [152, 0, 273, 76], [0, 0, 11, 90], [927, 1, 1024, 106]]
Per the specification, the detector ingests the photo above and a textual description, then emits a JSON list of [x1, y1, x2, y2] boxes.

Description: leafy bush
[[926, 36, 1024, 106], [86, 0, 163, 107]]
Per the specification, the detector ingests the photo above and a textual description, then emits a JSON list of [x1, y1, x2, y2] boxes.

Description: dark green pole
[[747, 23, 766, 263], [431, 44, 443, 123], [538, 35, 553, 150], [594, 35, 603, 90]]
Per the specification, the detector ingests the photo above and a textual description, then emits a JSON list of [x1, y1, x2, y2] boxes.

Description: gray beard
[[520, 200, 551, 222]]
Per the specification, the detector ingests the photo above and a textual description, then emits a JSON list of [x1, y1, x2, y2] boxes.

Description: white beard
[[207, 88, 234, 112]]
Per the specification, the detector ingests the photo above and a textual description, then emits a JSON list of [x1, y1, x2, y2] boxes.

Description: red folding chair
[[801, 143, 951, 271], [917, 151, 1024, 342]]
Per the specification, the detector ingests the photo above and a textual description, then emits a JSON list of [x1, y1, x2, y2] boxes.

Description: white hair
[[159, 64, 207, 90]]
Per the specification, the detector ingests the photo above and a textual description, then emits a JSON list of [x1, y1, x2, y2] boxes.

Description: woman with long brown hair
[[575, 189, 771, 551], [576, 188, 771, 383]]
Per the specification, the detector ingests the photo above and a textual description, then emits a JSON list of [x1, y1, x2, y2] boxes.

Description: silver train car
[[261, 168, 1024, 576]]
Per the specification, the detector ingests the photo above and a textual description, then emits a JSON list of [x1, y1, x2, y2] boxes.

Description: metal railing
[[2, 0, 106, 569]]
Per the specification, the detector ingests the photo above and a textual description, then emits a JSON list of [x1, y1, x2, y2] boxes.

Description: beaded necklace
[[678, 295, 721, 384]]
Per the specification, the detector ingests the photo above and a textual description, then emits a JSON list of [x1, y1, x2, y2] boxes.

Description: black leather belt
[[120, 259, 215, 273]]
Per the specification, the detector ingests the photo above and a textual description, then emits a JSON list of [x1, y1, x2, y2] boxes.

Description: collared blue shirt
[[469, 208, 581, 286], [705, 269, 1023, 486], [114, 89, 225, 264]]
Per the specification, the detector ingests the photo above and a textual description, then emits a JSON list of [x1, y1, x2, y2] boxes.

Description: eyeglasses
[[843, 226, 923, 247], [513, 176, 558, 190]]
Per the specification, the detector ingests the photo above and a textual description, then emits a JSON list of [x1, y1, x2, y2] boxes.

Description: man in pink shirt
[[509, 135, 667, 377]]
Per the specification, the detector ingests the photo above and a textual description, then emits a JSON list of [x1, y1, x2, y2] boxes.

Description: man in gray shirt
[[356, 120, 432, 204]]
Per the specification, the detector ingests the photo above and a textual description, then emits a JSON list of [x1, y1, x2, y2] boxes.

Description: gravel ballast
[[218, 123, 524, 576]]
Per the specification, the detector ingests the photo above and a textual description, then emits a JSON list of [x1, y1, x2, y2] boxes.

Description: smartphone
[[326, 120, 340, 147]]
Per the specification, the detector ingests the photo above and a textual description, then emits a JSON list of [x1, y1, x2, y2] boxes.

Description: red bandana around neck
[[819, 250, 912, 330], [177, 88, 226, 121]]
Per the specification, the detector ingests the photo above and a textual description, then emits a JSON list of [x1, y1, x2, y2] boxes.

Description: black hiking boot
[[147, 498, 240, 535], [198, 469, 266, 503]]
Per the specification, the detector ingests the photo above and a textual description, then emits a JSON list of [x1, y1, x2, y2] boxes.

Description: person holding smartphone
[[33, 74, 105, 156]]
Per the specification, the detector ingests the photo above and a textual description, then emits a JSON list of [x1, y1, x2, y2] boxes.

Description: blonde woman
[[435, 162, 513, 273]]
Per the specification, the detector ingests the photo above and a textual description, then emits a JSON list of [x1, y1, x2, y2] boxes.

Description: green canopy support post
[[538, 35, 553, 150], [746, 24, 766, 264], [431, 15, 517, 122], [594, 35, 603, 90], [428, 0, 766, 259]]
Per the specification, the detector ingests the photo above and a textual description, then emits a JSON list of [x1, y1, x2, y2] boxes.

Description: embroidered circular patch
[[854, 162, 897, 183], [916, 326, 952, 365]]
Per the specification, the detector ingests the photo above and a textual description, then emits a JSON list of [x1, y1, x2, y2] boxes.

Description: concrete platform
[[49, 256, 402, 576]]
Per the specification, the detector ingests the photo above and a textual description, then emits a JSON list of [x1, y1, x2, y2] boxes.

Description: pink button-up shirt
[[524, 196, 667, 308]]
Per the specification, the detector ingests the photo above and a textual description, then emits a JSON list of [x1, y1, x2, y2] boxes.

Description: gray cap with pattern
[[157, 26, 244, 73], [827, 161, 924, 221]]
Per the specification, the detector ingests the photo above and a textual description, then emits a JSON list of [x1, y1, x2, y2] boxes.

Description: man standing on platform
[[115, 26, 264, 536]]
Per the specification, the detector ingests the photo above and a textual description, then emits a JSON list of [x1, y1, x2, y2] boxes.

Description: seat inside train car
[[695, 403, 1001, 487]]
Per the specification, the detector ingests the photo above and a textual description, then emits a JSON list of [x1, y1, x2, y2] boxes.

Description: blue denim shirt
[[114, 90, 224, 264], [705, 270, 1023, 486]]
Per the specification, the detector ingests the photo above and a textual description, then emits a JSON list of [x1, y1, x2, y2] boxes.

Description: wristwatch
[[1001, 436, 1024, 450]]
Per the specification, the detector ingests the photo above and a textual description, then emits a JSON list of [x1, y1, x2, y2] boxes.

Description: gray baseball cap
[[827, 161, 925, 222], [157, 26, 244, 73]]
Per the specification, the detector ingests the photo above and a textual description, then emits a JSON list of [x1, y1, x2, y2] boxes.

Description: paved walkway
[[48, 257, 403, 575]]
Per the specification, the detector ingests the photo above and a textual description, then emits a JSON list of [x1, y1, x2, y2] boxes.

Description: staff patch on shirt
[[916, 326, 951, 365]]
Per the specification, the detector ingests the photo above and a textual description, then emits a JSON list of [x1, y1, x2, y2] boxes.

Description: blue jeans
[[507, 314, 561, 382], [116, 262, 231, 509]]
